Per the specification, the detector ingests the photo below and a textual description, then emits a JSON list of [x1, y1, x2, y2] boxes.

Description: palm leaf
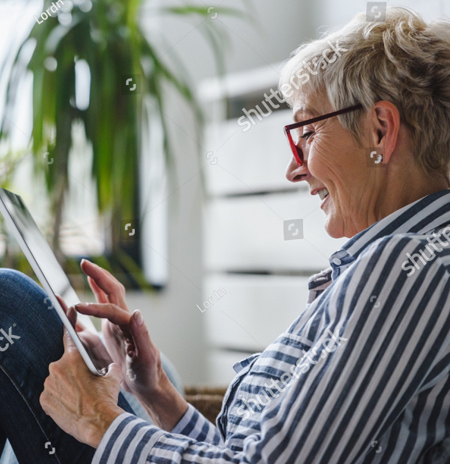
[[0, 0, 252, 286]]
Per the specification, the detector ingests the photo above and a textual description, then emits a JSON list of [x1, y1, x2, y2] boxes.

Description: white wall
[[137, 0, 307, 385]]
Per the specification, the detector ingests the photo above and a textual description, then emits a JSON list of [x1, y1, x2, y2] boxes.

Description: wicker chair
[[184, 387, 227, 423]]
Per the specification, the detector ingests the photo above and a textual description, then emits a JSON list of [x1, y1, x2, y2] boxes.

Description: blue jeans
[[0, 269, 176, 463]]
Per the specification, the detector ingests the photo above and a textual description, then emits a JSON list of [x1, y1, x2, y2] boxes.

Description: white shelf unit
[[199, 64, 346, 386]]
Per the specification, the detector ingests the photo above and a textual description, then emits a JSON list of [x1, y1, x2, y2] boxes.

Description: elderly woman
[[1, 6, 449, 463]]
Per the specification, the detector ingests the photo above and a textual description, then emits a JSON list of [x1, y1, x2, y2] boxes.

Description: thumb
[[130, 310, 155, 362], [105, 362, 123, 384], [62, 327, 77, 352]]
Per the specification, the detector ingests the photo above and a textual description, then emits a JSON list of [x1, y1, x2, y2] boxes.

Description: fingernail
[[134, 310, 144, 326]]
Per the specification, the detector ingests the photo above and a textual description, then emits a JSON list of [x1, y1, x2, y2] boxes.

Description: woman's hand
[[40, 328, 125, 448], [72, 260, 163, 395], [72, 259, 188, 429], [56, 294, 113, 369]]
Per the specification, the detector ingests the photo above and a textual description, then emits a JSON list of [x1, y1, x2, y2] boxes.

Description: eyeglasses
[[284, 103, 364, 166]]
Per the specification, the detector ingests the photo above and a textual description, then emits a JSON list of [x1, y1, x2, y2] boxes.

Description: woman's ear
[[370, 101, 401, 164]]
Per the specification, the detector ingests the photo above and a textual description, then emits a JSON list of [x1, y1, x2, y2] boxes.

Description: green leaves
[[0, 0, 249, 283], [160, 5, 247, 19]]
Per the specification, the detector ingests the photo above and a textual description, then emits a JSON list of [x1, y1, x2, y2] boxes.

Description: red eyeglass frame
[[284, 103, 364, 166]]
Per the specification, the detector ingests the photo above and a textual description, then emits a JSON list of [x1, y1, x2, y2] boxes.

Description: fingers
[[57, 295, 86, 332], [75, 302, 132, 328], [56, 295, 78, 328], [87, 276, 108, 304], [56, 294, 68, 313], [129, 310, 157, 363], [62, 327, 77, 352], [80, 259, 128, 309]]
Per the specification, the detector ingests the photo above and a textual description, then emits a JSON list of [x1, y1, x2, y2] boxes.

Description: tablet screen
[[0, 187, 106, 374]]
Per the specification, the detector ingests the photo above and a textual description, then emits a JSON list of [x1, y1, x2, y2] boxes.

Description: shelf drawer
[[204, 191, 346, 272], [203, 110, 297, 196], [202, 274, 311, 352]]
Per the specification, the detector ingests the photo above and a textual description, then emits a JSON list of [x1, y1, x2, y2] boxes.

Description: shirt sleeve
[[170, 403, 222, 444], [92, 404, 223, 464], [93, 235, 450, 463]]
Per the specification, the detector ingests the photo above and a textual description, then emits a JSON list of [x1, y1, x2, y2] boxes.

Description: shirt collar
[[308, 189, 450, 292]]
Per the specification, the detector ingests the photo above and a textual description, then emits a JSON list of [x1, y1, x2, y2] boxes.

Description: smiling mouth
[[318, 188, 329, 201]]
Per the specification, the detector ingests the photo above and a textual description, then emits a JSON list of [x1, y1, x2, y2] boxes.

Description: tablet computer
[[0, 187, 107, 375]]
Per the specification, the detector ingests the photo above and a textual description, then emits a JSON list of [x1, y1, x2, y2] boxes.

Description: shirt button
[[332, 257, 342, 265]]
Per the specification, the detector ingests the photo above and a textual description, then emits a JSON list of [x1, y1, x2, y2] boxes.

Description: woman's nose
[[285, 156, 310, 183]]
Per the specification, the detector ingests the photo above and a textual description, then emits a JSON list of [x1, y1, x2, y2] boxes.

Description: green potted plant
[[0, 0, 248, 288]]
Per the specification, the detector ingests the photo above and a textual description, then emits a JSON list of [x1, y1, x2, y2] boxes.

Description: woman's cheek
[[308, 143, 333, 179]]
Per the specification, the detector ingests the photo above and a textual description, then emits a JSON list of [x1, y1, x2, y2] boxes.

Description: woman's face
[[285, 92, 374, 239]]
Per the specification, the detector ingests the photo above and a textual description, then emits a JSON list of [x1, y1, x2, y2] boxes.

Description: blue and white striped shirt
[[93, 189, 450, 464]]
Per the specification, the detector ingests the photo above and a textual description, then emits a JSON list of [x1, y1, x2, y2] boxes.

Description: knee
[[0, 268, 36, 288], [0, 268, 59, 332], [0, 268, 46, 302]]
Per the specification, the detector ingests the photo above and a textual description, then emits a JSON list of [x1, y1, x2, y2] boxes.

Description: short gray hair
[[279, 7, 450, 182]]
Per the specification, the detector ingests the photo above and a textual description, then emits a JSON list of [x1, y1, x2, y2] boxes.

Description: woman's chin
[[324, 214, 345, 239]]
